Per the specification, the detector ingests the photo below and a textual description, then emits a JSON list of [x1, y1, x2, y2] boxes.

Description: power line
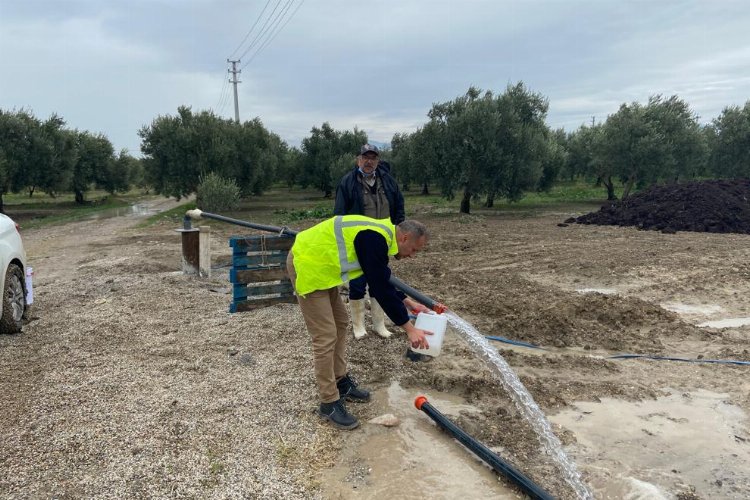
[[227, 0, 273, 60], [236, 0, 285, 62], [220, 0, 304, 121], [215, 75, 229, 114], [241, 0, 304, 70], [216, 69, 232, 116]]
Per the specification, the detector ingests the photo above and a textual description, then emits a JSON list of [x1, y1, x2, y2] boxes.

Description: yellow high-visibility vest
[[291, 215, 398, 296]]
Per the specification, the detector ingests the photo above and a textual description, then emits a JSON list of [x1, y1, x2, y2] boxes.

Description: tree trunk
[[75, 189, 85, 204], [28, 186, 35, 197], [421, 182, 429, 195], [460, 188, 471, 214], [603, 176, 616, 201], [484, 192, 495, 208], [0, 193, 4, 214], [621, 175, 636, 200]]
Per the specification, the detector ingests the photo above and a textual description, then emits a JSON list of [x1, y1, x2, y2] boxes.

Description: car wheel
[[0, 264, 26, 334]]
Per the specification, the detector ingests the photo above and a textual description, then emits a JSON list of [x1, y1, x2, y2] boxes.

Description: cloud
[[1, 0, 749, 154]]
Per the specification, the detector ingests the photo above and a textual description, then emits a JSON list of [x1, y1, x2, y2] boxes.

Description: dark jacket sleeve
[[353, 231, 409, 326], [392, 184, 405, 224], [333, 180, 347, 216], [334, 168, 363, 216]]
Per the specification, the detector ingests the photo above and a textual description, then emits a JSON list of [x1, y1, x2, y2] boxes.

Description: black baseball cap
[[359, 144, 380, 156]]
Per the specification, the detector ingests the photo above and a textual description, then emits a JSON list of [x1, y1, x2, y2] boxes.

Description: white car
[[0, 214, 28, 333]]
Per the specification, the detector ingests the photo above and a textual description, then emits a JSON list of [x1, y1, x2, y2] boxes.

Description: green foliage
[[298, 123, 367, 197], [196, 172, 241, 213], [139, 106, 289, 200], [567, 95, 706, 200], [708, 101, 750, 177], [273, 205, 333, 222], [71, 131, 116, 203], [538, 129, 567, 193], [394, 83, 552, 213], [0, 109, 123, 210]]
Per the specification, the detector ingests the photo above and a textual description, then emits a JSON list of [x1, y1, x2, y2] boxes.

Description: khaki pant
[[287, 252, 350, 403]]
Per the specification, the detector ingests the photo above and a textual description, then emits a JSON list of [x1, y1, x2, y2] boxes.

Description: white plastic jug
[[411, 312, 448, 357], [25, 266, 33, 305]]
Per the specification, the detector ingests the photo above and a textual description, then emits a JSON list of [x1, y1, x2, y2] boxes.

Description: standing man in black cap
[[334, 144, 405, 340]]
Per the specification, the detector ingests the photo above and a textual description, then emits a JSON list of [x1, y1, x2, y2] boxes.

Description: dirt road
[[1, 198, 749, 499]]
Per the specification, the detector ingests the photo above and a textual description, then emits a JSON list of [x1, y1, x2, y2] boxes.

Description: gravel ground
[[3, 197, 750, 499], [1, 203, 343, 499]]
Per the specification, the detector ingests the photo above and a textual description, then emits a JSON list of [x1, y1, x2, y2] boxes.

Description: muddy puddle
[[697, 317, 750, 329], [550, 389, 750, 499], [661, 302, 725, 316], [661, 302, 750, 329], [576, 288, 618, 295], [321, 381, 524, 499], [85, 203, 157, 220]]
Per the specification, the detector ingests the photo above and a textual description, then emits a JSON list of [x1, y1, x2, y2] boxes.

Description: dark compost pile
[[566, 179, 750, 234]]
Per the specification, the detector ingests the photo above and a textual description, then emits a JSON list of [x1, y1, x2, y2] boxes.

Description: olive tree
[[708, 101, 750, 178]]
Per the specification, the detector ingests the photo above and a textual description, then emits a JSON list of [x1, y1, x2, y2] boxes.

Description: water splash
[[445, 311, 593, 500]]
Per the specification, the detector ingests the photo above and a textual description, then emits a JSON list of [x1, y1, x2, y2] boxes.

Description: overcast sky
[[1, 0, 749, 155]]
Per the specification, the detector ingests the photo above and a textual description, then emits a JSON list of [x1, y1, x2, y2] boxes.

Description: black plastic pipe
[[389, 275, 446, 313], [415, 396, 556, 500], [186, 209, 298, 236], [186, 209, 446, 312]]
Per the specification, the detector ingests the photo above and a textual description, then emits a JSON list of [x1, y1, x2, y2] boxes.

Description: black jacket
[[354, 230, 409, 326], [334, 165, 405, 224]]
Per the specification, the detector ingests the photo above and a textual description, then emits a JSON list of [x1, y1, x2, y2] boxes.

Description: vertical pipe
[[198, 226, 211, 278], [179, 228, 200, 275]]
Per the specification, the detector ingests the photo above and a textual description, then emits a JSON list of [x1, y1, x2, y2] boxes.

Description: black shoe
[[336, 373, 371, 403], [318, 399, 359, 430], [405, 348, 433, 362]]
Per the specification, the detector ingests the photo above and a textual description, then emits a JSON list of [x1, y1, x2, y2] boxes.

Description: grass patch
[[401, 180, 617, 216], [9, 195, 132, 229], [0, 180, 618, 231], [273, 205, 334, 223]]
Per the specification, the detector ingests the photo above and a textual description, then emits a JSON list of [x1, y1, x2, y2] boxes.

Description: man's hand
[[403, 321, 432, 350], [404, 297, 430, 315]]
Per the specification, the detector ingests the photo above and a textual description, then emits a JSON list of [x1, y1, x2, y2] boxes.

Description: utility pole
[[227, 59, 241, 123]]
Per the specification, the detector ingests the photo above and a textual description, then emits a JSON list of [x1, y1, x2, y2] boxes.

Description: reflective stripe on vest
[[334, 216, 394, 282]]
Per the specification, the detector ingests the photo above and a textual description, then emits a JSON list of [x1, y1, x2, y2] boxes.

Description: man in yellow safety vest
[[286, 215, 432, 429]]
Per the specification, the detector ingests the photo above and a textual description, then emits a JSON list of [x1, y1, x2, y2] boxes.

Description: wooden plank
[[233, 282, 293, 300], [229, 236, 294, 252], [231, 267, 289, 284], [232, 253, 289, 267], [230, 295, 297, 312], [199, 226, 211, 278]]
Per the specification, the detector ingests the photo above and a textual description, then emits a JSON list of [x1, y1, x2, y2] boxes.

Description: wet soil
[[2, 196, 749, 499]]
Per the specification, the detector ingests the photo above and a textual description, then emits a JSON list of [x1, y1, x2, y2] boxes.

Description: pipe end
[[186, 209, 203, 220], [414, 395, 428, 410]]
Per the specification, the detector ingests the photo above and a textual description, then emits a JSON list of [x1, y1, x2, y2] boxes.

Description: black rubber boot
[[318, 399, 359, 430], [336, 373, 371, 403]]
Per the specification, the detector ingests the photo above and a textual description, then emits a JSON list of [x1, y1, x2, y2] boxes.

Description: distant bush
[[196, 172, 241, 212]]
